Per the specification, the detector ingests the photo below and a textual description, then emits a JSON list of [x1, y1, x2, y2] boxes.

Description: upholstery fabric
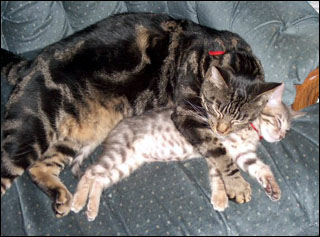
[[1, 102, 319, 235], [1, 1, 319, 105], [1, 1, 319, 236]]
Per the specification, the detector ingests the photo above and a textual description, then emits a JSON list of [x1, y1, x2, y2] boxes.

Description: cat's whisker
[[183, 99, 208, 119], [2, 11, 290, 222], [12, 148, 35, 157]]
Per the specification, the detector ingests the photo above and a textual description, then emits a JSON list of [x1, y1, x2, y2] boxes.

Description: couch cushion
[[62, 1, 127, 32], [196, 1, 319, 105], [0, 3, 319, 234], [1, 71, 319, 235], [1, 1, 318, 104], [1, 103, 319, 235], [1, 1, 73, 54]]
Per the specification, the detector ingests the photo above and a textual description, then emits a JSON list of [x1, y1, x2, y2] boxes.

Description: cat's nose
[[279, 133, 285, 140], [216, 122, 230, 135]]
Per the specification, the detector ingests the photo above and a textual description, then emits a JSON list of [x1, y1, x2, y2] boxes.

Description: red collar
[[209, 50, 226, 56], [250, 123, 263, 140]]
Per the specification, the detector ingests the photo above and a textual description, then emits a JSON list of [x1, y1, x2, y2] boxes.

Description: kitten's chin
[[264, 137, 281, 143], [214, 129, 232, 137], [261, 131, 281, 143], [261, 127, 281, 142]]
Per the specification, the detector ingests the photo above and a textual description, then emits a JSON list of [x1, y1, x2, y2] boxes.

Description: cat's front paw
[[258, 175, 281, 201], [224, 176, 252, 204], [211, 191, 229, 211], [53, 188, 73, 218]]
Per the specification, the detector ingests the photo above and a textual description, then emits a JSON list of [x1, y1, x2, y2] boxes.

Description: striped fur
[[219, 83, 305, 201], [2, 13, 280, 217], [71, 108, 250, 221], [71, 83, 304, 221]]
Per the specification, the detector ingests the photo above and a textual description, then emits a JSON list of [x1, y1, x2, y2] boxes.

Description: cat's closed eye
[[276, 117, 282, 125], [232, 121, 244, 126], [231, 117, 245, 125]]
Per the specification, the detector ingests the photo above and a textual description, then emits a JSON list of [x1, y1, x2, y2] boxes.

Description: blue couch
[[1, 1, 319, 235]]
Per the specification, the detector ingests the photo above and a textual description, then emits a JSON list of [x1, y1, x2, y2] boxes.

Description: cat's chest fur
[[108, 109, 261, 163], [130, 110, 199, 161], [218, 126, 260, 159]]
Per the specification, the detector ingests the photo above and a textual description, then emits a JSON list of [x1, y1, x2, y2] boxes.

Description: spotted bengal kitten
[[2, 13, 280, 217], [71, 83, 304, 221]]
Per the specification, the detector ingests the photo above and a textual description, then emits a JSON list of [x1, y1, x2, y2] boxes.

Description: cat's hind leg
[[71, 142, 101, 178], [86, 178, 104, 221], [72, 152, 145, 221], [71, 167, 105, 221], [71, 163, 122, 221], [28, 140, 80, 218], [70, 168, 95, 214]]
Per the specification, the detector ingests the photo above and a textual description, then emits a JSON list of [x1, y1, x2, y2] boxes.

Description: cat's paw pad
[[259, 175, 281, 201], [211, 191, 228, 211], [53, 188, 73, 218]]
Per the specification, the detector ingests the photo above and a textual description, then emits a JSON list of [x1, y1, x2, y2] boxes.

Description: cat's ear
[[208, 66, 229, 89], [255, 82, 283, 101], [266, 82, 285, 107], [289, 107, 306, 119]]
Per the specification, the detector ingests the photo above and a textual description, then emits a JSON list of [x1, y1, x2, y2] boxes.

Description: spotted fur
[[71, 108, 245, 220], [2, 12, 280, 217], [72, 84, 304, 221]]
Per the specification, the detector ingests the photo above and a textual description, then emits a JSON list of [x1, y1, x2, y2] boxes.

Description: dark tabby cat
[[1, 13, 280, 217], [71, 83, 304, 221]]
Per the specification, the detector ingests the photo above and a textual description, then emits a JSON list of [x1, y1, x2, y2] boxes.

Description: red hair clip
[[209, 51, 225, 56]]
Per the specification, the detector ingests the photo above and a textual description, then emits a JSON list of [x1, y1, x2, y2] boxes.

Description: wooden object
[[292, 67, 319, 111]]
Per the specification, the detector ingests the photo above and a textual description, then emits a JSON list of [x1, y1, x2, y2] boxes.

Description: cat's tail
[[1, 48, 26, 85]]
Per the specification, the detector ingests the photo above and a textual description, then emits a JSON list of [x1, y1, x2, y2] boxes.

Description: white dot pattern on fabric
[[0, 1, 319, 236]]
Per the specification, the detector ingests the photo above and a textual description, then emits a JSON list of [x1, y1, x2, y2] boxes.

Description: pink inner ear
[[289, 107, 306, 119], [267, 83, 285, 106], [210, 66, 228, 89]]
